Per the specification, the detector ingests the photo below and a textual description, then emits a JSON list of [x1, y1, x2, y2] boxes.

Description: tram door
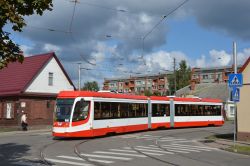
[[170, 99, 175, 128]]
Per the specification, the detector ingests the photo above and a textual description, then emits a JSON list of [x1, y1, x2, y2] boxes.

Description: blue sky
[[6, 0, 250, 88]]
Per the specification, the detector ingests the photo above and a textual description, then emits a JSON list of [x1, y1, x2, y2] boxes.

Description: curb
[[0, 129, 52, 137]]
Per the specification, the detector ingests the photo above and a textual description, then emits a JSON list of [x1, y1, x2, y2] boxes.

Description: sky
[[6, 0, 250, 89]]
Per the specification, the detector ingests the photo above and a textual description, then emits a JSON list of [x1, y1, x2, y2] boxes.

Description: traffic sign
[[231, 87, 240, 102], [228, 73, 243, 87]]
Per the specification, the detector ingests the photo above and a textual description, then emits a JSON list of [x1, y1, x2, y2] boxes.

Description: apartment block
[[103, 72, 172, 95], [191, 66, 242, 86]]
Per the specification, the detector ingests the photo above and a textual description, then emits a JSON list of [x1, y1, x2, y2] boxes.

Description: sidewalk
[[0, 125, 52, 136]]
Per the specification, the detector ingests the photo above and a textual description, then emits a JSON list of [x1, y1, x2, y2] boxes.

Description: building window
[[48, 72, 53, 86], [6, 103, 13, 119], [135, 80, 141, 85], [203, 74, 208, 79]]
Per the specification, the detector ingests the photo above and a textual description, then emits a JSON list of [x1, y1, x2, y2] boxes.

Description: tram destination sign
[[228, 73, 243, 87]]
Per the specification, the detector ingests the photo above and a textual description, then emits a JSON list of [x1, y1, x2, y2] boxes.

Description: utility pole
[[174, 57, 177, 95], [78, 63, 81, 91], [233, 41, 237, 150]]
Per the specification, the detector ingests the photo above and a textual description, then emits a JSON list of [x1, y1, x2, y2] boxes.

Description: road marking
[[148, 145, 190, 153], [166, 144, 219, 150], [163, 145, 212, 151], [88, 158, 114, 164], [163, 147, 201, 152], [94, 151, 147, 157], [158, 138, 187, 142], [163, 149, 190, 153], [58, 155, 85, 161], [110, 149, 138, 153], [45, 158, 93, 166], [81, 154, 132, 160], [60, 154, 113, 164], [136, 145, 163, 150], [134, 148, 174, 154], [141, 152, 164, 156]]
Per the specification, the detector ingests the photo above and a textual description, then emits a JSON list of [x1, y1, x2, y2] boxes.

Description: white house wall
[[25, 57, 74, 94]]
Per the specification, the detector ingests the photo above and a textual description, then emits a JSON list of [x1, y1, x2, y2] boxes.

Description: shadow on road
[[0, 143, 43, 166]]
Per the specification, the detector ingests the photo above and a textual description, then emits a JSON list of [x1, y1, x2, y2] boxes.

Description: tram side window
[[111, 102, 119, 118], [175, 104, 190, 116], [212, 105, 221, 115], [94, 102, 148, 120], [152, 104, 170, 117], [101, 102, 111, 119], [120, 103, 129, 118], [129, 103, 138, 117], [137, 103, 147, 117], [94, 102, 101, 120], [175, 104, 222, 116]]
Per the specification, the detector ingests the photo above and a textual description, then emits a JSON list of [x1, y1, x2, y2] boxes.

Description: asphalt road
[[0, 122, 249, 166]]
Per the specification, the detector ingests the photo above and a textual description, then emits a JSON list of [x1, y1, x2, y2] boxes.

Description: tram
[[53, 91, 224, 138]]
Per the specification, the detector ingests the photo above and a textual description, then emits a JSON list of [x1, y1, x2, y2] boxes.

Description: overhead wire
[[68, 0, 78, 33], [143, 0, 189, 41], [141, 0, 189, 65], [69, 33, 96, 66], [24, 25, 71, 34], [23, 0, 189, 77]]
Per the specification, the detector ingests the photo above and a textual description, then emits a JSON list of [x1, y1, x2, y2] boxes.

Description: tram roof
[[58, 91, 222, 103]]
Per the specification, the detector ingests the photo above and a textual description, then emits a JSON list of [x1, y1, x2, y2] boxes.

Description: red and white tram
[[53, 91, 224, 138]]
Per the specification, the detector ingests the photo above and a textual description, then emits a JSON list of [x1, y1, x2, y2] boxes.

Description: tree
[[144, 89, 152, 96], [0, 0, 53, 69], [168, 60, 191, 95], [82, 81, 99, 91], [176, 60, 191, 90]]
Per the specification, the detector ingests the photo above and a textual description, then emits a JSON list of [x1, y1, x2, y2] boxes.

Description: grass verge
[[226, 145, 250, 155]]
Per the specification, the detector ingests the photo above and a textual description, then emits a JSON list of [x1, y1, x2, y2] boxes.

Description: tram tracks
[[124, 130, 220, 166], [74, 139, 107, 166], [39, 127, 224, 166], [40, 140, 60, 165], [153, 133, 220, 166], [125, 135, 180, 166]]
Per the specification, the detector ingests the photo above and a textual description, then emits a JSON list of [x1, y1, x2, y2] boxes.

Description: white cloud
[[137, 50, 189, 73], [195, 48, 250, 68], [209, 49, 231, 66], [238, 48, 250, 65], [20, 45, 33, 56], [43, 43, 61, 53], [195, 55, 206, 68]]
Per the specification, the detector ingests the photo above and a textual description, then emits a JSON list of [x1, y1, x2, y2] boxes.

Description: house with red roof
[[0, 52, 75, 126]]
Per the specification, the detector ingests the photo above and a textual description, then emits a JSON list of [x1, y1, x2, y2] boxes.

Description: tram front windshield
[[55, 98, 74, 122]]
